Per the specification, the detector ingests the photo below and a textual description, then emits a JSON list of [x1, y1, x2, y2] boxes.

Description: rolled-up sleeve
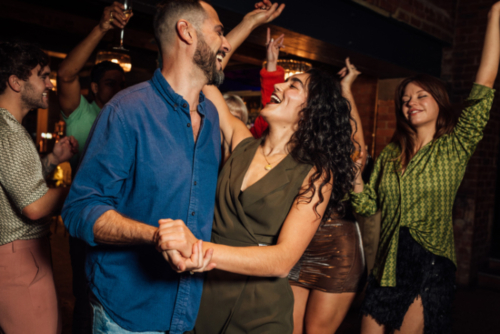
[[62, 104, 134, 246]]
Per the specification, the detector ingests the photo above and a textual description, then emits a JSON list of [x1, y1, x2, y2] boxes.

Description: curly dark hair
[[0, 41, 49, 95], [91, 61, 124, 84], [287, 68, 357, 221]]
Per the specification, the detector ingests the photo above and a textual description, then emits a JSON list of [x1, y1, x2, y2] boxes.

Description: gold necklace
[[261, 146, 284, 171]]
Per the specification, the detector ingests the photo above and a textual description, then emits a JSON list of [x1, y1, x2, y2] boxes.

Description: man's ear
[[8, 75, 22, 93], [90, 82, 98, 95], [176, 20, 195, 45]]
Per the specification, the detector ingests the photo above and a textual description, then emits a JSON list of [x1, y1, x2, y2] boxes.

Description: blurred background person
[[0, 41, 77, 334]]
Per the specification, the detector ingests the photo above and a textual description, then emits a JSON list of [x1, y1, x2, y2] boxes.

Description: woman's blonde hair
[[223, 94, 248, 124]]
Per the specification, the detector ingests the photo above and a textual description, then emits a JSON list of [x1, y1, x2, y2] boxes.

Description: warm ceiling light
[[263, 59, 312, 80], [96, 50, 132, 72]]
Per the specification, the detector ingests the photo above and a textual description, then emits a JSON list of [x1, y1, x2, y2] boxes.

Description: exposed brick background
[[351, 75, 379, 152], [354, 0, 456, 42]]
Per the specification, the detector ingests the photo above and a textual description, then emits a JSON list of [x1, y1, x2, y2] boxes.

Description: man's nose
[[221, 36, 231, 53]]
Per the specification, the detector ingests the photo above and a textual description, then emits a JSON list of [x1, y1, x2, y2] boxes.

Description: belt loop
[[11, 240, 16, 253]]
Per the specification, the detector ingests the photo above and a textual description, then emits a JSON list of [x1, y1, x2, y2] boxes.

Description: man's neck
[[161, 54, 207, 110], [0, 93, 28, 123]]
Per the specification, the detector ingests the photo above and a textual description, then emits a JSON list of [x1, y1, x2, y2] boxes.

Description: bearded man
[[62, 0, 283, 333]]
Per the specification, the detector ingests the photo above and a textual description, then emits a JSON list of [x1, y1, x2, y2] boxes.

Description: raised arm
[[221, 0, 285, 71], [338, 58, 367, 169], [57, 2, 131, 115], [475, 2, 500, 88], [158, 168, 331, 277], [203, 85, 252, 151]]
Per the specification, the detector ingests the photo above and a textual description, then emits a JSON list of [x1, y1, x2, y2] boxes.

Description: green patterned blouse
[[351, 83, 495, 287]]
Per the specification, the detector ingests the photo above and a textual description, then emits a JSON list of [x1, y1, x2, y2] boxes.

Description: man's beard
[[21, 82, 47, 110], [193, 35, 224, 87]]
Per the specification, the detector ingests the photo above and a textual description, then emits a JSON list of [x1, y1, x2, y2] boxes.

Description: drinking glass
[[114, 0, 132, 51]]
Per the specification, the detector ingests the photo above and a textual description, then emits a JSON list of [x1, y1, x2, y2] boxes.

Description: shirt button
[[191, 211, 195, 216], [174, 104, 178, 108], [183, 103, 188, 108], [187, 123, 191, 127], [194, 181, 197, 185]]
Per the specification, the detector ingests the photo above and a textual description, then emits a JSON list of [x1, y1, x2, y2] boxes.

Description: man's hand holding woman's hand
[[155, 219, 216, 274]]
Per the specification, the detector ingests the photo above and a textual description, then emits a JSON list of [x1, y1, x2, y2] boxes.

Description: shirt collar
[[151, 68, 207, 116], [0, 108, 20, 124]]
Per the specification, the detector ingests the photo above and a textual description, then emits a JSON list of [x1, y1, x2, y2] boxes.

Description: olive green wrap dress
[[191, 137, 312, 334]]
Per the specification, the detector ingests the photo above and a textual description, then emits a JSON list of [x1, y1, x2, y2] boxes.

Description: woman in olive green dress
[[157, 67, 360, 333], [351, 3, 500, 334]]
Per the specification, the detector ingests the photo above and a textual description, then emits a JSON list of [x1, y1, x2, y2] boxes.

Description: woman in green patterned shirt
[[351, 3, 500, 334]]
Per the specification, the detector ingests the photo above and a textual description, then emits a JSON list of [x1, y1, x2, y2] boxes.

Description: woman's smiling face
[[261, 72, 309, 127], [401, 82, 440, 128]]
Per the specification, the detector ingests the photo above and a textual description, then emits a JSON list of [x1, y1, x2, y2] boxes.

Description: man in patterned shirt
[[0, 41, 78, 334]]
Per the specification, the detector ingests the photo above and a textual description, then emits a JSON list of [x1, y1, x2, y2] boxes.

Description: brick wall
[[353, 0, 456, 42], [351, 75, 379, 152], [374, 100, 396, 157], [445, 0, 500, 285]]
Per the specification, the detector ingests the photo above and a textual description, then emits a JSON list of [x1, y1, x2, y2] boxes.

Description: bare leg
[[303, 289, 356, 333], [361, 314, 385, 334], [395, 296, 424, 334], [291, 285, 310, 334]]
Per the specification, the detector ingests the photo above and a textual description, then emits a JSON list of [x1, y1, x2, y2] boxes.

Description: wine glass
[[114, 0, 132, 51]]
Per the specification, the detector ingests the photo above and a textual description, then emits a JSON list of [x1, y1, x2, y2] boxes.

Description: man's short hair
[[91, 61, 125, 84], [153, 0, 209, 51], [0, 41, 49, 95]]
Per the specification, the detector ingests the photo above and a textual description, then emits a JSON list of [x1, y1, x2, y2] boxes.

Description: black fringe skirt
[[361, 227, 456, 334]]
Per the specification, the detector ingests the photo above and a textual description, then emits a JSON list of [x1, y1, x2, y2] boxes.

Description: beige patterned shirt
[[0, 108, 50, 245]]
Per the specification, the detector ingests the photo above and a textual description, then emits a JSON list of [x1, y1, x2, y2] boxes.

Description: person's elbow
[[276, 268, 292, 278], [274, 261, 295, 278]]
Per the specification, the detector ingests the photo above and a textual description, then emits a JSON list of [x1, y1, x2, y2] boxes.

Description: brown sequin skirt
[[288, 219, 365, 293]]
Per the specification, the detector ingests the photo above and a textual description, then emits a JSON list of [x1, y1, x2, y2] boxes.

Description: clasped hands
[[155, 219, 216, 274]]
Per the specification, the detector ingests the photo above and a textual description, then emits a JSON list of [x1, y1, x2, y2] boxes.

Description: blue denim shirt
[[62, 69, 221, 333]]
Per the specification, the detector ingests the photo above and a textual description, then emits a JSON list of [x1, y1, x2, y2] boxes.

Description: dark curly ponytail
[[288, 68, 357, 221]]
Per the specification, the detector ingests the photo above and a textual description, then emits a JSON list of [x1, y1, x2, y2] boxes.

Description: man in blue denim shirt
[[62, 1, 230, 333]]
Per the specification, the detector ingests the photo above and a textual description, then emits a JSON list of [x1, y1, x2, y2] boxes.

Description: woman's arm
[[450, 3, 499, 160], [203, 86, 253, 151], [338, 58, 367, 169], [251, 29, 285, 138], [158, 168, 331, 277], [204, 2, 285, 151], [475, 2, 500, 88], [221, 1, 285, 71]]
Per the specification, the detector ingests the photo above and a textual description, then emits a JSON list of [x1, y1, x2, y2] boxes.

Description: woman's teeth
[[271, 95, 281, 104]]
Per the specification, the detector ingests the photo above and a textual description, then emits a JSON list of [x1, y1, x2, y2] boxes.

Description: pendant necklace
[[261, 146, 284, 171]]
